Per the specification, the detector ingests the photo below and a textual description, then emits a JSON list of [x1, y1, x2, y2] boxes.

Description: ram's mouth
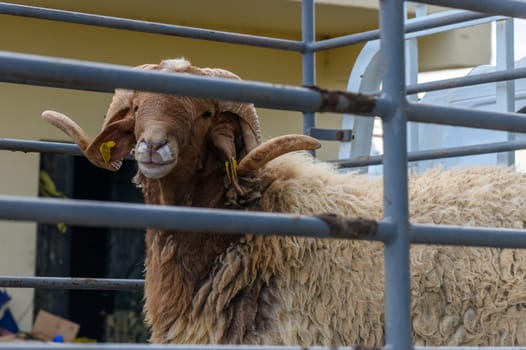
[[137, 161, 176, 179], [134, 140, 177, 179]]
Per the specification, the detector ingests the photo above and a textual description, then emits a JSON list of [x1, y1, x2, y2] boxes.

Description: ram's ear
[[206, 112, 248, 191], [69, 88, 137, 170], [84, 116, 136, 170], [195, 66, 262, 153], [209, 117, 238, 166]]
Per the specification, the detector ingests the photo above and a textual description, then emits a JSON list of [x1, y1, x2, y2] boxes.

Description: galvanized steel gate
[[1, 0, 526, 349]]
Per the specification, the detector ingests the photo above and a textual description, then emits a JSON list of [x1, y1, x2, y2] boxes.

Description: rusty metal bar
[[0, 51, 382, 115], [0, 195, 397, 242]]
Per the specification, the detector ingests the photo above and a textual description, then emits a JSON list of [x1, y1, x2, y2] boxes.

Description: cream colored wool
[[158, 153, 526, 346]]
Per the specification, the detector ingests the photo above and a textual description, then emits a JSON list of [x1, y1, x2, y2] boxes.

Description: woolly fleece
[[149, 153, 526, 346]]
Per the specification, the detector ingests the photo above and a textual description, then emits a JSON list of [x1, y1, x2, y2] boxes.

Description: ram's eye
[[133, 105, 139, 119], [201, 111, 212, 119]]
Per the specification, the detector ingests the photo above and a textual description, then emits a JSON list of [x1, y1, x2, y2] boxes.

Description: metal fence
[[1, 0, 526, 349]]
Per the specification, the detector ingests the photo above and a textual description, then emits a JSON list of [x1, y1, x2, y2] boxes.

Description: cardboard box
[[0, 333, 16, 342], [32, 310, 79, 342]]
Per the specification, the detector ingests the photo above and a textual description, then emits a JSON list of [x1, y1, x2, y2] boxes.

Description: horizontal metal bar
[[309, 128, 353, 141], [0, 138, 135, 160], [421, 348, 526, 350], [411, 224, 526, 249], [333, 139, 526, 168], [407, 66, 526, 95], [0, 138, 82, 156], [0, 2, 303, 52], [5, 136, 526, 171], [0, 343, 524, 350], [414, 0, 526, 19], [407, 103, 526, 133], [312, 9, 490, 51], [0, 195, 394, 242], [0, 345, 381, 350], [0, 276, 143, 291], [404, 15, 503, 40], [2, 195, 525, 249], [0, 51, 381, 115]]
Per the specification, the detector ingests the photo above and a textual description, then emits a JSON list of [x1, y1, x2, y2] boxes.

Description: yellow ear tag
[[224, 158, 238, 184], [225, 161, 232, 184], [231, 157, 238, 178], [99, 141, 116, 164]]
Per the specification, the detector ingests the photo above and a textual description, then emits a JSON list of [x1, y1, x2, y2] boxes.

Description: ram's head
[[42, 59, 319, 187]]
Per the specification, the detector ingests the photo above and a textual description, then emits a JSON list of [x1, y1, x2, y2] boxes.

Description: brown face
[[131, 93, 215, 180]]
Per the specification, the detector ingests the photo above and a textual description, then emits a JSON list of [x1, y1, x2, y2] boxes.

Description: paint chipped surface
[[307, 85, 376, 114], [316, 214, 378, 239]]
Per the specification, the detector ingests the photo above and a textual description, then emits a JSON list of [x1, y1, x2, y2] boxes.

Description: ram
[[42, 59, 526, 346]]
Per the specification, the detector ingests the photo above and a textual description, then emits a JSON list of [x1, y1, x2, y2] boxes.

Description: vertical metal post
[[379, 0, 413, 349], [302, 0, 316, 137], [496, 18, 516, 165], [405, 2, 426, 170]]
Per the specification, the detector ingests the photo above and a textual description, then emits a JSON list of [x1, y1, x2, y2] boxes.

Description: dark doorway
[[36, 152, 148, 342]]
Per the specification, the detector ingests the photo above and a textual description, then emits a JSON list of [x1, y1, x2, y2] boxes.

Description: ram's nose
[[135, 139, 174, 164]]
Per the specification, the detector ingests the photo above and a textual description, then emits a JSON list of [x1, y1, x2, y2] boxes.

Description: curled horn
[[237, 134, 321, 176], [42, 110, 91, 151]]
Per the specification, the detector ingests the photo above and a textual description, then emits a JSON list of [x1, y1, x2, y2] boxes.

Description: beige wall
[[420, 25, 492, 71]]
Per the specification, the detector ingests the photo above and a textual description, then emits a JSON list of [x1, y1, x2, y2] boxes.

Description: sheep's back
[[407, 166, 526, 345], [253, 154, 526, 346]]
